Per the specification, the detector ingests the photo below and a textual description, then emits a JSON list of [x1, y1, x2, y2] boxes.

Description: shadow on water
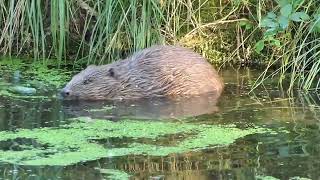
[[0, 68, 320, 179]]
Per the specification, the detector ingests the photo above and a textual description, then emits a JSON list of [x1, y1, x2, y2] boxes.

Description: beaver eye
[[83, 78, 93, 85]]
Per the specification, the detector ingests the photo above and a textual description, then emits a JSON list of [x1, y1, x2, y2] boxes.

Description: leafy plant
[[252, 0, 320, 91], [255, 0, 310, 54]]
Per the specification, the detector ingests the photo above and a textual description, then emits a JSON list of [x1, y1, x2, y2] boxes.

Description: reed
[[0, 0, 319, 90], [0, 0, 226, 63]]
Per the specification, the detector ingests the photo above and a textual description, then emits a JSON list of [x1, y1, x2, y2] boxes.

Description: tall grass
[[0, 0, 68, 63], [79, 0, 166, 65], [0, 0, 319, 91], [0, 0, 215, 64]]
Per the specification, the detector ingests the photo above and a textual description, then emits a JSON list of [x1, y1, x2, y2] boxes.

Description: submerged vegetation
[[0, 0, 319, 89]]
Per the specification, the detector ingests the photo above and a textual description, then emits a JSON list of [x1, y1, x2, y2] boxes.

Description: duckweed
[[0, 117, 275, 166]]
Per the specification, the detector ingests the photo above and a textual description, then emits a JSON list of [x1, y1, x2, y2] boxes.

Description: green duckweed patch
[[26, 62, 71, 88], [0, 58, 71, 99], [0, 58, 71, 88], [0, 117, 276, 166], [0, 58, 25, 71]]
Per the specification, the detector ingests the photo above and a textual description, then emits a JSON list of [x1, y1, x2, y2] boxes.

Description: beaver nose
[[60, 88, 71, 97]]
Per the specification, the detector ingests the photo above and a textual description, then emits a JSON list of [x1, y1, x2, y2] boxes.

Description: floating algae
[[0, 117, 276, 166]]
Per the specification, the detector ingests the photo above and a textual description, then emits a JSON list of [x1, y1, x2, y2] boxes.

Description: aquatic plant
[[0, 117, 275, 166], [0, 58, 70, 88], [0, 59, 70, 99]]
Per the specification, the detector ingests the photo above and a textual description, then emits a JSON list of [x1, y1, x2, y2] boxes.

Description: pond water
[[0, 66, 319, 180]]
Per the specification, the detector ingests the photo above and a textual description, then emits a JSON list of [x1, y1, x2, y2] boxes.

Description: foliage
[[254, 0, 310, 54], [252, 0, 320, 90]]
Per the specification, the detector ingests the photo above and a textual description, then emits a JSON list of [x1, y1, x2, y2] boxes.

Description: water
[[0, 68, 319, 180]]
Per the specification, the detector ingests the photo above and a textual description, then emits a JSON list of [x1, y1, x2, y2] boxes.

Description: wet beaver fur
[[61, 45, 224, 100]]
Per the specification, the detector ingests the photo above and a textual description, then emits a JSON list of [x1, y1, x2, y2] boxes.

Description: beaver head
[[61, 65, 120, 100]]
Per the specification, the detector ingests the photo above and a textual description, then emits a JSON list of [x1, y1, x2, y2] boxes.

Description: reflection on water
[[0, 69, 320, 179], [0, 97, 65, 131], [62, 92, 220, 120]]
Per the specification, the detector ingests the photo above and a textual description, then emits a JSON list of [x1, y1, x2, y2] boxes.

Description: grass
[[248, 0, 320, 91], [0, 0, 319, 91], [0, 0, 237, 63]]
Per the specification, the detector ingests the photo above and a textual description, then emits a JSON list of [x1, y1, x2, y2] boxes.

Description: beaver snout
[[60, 88, 71, 98]]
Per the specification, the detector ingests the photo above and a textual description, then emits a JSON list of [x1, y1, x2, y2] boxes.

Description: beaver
[[61, 45, 224, 100]]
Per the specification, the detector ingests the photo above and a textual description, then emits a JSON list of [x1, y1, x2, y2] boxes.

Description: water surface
[[0, 68, 319, 180]]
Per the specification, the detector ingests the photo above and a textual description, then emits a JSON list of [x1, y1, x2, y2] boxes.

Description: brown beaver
[[61, 45, 223, 100]]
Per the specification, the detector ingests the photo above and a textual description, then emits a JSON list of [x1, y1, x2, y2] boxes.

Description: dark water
[[0, 69, 320, 180]]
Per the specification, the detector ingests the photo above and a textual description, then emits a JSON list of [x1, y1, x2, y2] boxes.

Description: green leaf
[[264, 28, 278, 36], [277, 0, 289, 7], [245, 23, 253, 30], [239, 21, 246, 27], [261, 18, 278, 28], [311, 15, 320, 33], [280, 4, 292, 17], [267, 12, 277, 20], [264, 35, 276, 41], [255, 40, 265, 54], [271, 39, 281, 47], [278, 15, 289, 29], [313, 14, 320, 21], [290, 12, 310, 22], [238, 20, 253, 29], [313, 23, 320, 33]]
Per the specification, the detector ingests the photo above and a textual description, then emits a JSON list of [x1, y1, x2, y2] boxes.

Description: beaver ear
[[108, 68, 115, 78]]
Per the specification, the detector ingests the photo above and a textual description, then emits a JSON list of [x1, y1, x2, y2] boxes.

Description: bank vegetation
[[0, 0, 319, 90]]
